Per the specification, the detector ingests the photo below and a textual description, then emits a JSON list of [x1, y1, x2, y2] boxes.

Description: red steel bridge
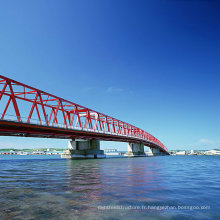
[[0, 75, 169, 155]]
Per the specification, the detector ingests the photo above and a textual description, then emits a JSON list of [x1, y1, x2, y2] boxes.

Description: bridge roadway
[[0, 119, 167, 153], [0, 75, 169, 158]]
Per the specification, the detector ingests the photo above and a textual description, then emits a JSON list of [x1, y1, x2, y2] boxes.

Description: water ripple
[[0, 155, 219, 219]]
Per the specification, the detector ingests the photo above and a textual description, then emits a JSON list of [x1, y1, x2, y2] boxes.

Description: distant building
[[10, 150, 16, 155], [190, 150, 197, 155], [204, 150, 220, 155], [32, 150, 45, 155], [176, 151, 186, 155], [17, 151, 28, 155], [104, 149, 117, 152], [104, 149, 123, 156]]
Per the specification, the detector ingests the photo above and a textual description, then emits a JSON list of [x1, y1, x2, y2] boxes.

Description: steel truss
[[0, 75, 168, 153]]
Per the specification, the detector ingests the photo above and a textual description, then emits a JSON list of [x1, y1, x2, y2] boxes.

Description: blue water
[[0, 155, 219, 219]]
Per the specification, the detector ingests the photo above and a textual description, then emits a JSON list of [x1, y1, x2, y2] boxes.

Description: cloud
[[106, 87, 124, 93]]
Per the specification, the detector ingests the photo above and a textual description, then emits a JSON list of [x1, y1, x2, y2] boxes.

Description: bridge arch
[[0, 75, 169, 158]]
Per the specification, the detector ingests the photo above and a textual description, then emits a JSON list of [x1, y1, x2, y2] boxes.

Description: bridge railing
[[0, 111, 168, 152], [0, 75, 168, 153]]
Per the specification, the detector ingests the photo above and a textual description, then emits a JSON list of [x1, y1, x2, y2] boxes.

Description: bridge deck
[[0, 75, 169, 154], [0, 120, 168, 154]]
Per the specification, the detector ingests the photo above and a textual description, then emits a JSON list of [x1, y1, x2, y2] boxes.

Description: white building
[[176, 151, 186, 155], [204, 150, 220, 155], [190, 150, 197, 155]]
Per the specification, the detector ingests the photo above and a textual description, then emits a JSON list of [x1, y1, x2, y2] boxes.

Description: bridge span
[[0, 75, 169, 158]]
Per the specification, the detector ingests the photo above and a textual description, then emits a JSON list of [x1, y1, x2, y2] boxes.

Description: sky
[[0, 0, 219, 150]]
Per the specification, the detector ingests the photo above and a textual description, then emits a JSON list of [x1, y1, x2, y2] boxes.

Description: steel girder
[[0, 75, 168, 154]]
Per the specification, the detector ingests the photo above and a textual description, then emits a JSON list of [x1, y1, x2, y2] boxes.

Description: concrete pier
[[148, 148, 166, 156], [61, 139, 106, 159], [125, 142, 146, 157]]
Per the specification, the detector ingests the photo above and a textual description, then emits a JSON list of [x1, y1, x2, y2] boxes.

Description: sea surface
[[0, 155, 219, 220]]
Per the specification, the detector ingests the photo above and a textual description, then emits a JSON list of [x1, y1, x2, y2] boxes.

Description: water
[[0, 155, 219, 219]]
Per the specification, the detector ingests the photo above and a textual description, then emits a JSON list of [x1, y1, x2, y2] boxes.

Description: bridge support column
[[125, 143, 146, 157], [148, 148, 166, 156], [61, 139, 106, 159]]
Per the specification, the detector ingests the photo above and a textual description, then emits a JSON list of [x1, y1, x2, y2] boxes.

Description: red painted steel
[[0, 75, 168, 153]]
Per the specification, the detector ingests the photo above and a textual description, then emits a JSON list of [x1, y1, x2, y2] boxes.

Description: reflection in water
[[64, 158, 166, 219], [67, 159, 163, 203], [66, 160, 102, 202], [0, 155, 219, 219], [98, 158, 164, 206]]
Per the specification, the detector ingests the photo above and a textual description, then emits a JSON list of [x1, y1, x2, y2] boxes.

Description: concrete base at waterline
[[61, 139, 106, 159], [124, 151, 146, 157], [148, 148, 167, 156], [125, 142, 146, 157], [61, 149, 106, 159]]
